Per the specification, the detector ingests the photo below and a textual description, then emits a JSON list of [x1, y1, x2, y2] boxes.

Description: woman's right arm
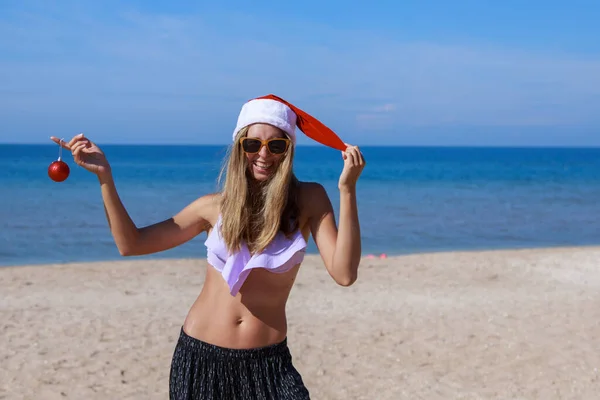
[[99, 172, 218, 256], [52, 134, 218, 256]]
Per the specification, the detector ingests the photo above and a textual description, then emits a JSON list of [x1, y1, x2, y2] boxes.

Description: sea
[[2, 144, 600, 267]]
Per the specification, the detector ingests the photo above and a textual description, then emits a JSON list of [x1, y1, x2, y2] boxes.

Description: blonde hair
[[218, 126, 300, 254]]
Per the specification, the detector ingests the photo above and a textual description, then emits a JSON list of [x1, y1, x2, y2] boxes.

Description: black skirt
[[169, 328, 310, 400]]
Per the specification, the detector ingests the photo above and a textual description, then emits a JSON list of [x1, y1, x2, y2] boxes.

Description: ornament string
[[58, 138, 65, 161]]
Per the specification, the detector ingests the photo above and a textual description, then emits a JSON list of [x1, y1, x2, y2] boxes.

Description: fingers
[[50, 136, 72, 151], [50, 133, 88, 151], [345, 148, 358, 166], [348, 146, 364, 167], [356, 148, 365, 166], [68, 133, 87, 149], [342, 144, 365, 167], [71, 140, 88, 166]]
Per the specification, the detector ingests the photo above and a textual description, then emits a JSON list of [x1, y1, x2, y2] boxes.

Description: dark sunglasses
[[240, 137, 290, 155]]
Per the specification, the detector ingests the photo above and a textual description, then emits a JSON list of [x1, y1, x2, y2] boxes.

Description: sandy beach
[[2, 248, 600, 399]]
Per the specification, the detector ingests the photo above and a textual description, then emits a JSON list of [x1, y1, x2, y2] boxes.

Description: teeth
[[254, 161, 272, 169]]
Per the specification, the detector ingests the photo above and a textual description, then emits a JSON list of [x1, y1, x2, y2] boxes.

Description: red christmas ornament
[[48, 139, 70, 182], [48, 160, 70, 182]]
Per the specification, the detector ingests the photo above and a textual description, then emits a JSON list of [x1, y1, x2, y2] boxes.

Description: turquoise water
[[2, 144, 600, 266]]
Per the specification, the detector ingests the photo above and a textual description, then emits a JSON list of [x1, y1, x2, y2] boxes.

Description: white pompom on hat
[[233, 94, 346, 151]]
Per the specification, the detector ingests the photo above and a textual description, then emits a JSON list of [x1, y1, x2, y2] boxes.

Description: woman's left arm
[[308, 145, 366, 286]]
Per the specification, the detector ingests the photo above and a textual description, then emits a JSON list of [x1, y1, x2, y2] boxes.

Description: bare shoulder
[[297, 181, 333, 219], [298, 180, 328, 202], [188, 192, 222, 226]]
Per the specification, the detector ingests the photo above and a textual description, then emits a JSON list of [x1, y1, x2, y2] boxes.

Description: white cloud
[[372, 104, 396, 113]]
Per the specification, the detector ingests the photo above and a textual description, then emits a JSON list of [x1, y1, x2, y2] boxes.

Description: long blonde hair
[[218, 126, 300, 254]]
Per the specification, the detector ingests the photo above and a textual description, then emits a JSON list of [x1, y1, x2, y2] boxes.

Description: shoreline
[[3, 242, 600, 269], [3, 247, 600, 399]]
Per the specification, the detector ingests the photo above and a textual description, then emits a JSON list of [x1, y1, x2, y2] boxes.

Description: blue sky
[[1, 0, 599, 146]]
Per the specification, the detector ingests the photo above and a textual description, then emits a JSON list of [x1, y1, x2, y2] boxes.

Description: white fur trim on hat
[[233, 99, 297, 143]]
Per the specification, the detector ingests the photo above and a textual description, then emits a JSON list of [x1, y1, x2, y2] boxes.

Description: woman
[[51, 94, 365, 399]]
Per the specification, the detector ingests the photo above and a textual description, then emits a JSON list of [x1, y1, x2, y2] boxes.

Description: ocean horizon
[[2, 143, 600, 267]]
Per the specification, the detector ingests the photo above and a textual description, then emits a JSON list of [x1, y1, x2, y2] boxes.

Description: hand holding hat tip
[[338, 143, 365, 192]]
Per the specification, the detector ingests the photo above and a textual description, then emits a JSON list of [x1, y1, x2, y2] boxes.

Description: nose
[[258, 143, 270, 158]]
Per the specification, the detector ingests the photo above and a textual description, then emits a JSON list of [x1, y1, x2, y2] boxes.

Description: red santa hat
[[233, 94, 346, 151]]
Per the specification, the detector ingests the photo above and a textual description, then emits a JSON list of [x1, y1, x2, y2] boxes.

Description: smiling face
[[243, 123, 290, 182]]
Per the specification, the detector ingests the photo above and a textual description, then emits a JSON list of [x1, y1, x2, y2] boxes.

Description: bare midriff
[[182, 262, 302, 349]]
